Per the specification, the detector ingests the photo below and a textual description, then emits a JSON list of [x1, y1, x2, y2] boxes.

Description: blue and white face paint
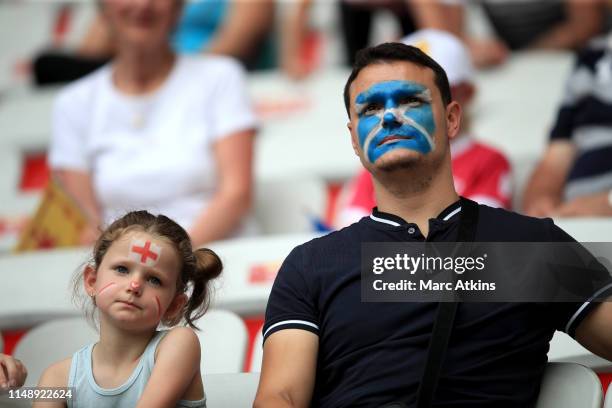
[[355, 80, 436, 164]]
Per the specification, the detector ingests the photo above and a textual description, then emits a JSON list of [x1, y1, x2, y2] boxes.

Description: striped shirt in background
[[549, 35, 612, 201]]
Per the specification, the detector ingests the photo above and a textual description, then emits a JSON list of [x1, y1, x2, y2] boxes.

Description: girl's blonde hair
[[73, 210, 222, 329]]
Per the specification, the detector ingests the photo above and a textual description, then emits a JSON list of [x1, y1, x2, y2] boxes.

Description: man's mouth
[[378, 135, 412, 146]]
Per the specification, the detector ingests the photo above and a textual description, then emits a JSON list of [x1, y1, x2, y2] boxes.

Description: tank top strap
[[144, 330, 170, 369], [67, 343, 95, 408]]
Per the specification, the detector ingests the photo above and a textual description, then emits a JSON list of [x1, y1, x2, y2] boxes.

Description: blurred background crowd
[[2, 0, 612, 383]]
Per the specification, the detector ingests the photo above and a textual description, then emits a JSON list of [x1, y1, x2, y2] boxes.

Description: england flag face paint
[[355, 80, 436, 164], [128, 239, 162, 267]]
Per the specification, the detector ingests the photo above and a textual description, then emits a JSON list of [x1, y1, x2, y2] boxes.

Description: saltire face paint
[[355, 80, 436, 164], [129, 239, 162, 267]]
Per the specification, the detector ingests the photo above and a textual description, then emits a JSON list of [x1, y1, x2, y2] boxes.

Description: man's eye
[[115, 265, 129, 274], [364, 103, 383, 114], [148, 276, 162, 287], [400, 96, 422, 106]]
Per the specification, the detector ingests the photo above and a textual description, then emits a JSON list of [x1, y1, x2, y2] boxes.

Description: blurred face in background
[[101, 0, 183, 52]]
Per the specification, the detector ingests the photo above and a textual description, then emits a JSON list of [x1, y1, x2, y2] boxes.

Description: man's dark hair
[[343, 42, 452, 117]]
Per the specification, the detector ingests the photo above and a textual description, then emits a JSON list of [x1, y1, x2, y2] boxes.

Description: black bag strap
[[415, 198, 479, 408]]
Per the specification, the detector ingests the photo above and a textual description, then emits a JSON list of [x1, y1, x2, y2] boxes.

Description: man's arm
[[187, 129, 255, 246], [522, 141, 576, 217], [205, 0, 274, 62], [280, 0, 314, 79], [408, 0, 463, 36], [254, 329, 318, 408], [553, 191, 612, 217], [575, 301, 612, 361], [409, 0, 509, 67], [528, 0, 604, 50]]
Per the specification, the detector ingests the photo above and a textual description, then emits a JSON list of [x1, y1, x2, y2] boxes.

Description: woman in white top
[[49, 0, 258, 247]]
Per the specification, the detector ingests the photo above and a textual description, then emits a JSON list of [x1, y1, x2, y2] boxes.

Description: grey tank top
[[67, 331, 206, 408]]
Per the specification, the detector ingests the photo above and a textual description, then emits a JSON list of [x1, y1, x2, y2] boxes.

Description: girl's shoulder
[[38, 357, 72, 387], [155, 327, 201, 361]]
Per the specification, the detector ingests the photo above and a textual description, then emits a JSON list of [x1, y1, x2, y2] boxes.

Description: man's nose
[[382, 111, 401, 128]]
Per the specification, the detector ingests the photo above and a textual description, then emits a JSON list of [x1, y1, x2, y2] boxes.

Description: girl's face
[[85, 231, 185, 332], [101, 0, 182, 52]]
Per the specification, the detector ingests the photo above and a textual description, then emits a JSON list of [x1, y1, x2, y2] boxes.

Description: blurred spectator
[[430, 0, 606, 68], [48, 0, 258, 246], [523, 34, 612, 217], [34, 0, 274, 85], [0, 353, 27, 390], [336, 29, 512, 227], [281, 0, 463, 79]]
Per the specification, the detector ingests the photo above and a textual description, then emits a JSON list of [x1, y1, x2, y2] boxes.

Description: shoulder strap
[[146, 330, 169, 367], [415, 198, 479, 408]]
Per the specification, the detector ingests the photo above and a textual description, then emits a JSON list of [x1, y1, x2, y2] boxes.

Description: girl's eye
[[148, 276, 162, 287], [115, 265, 129, 274]]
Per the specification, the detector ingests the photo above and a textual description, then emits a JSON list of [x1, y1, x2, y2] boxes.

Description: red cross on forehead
[[131, 241, 159, 264]]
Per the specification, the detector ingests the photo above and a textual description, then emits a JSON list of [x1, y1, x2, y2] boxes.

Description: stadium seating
[[549, 331, 612, 371], [204, 362, 606, 408], [12, 317, 98, 387], [535, 362, 603, 408], [254, 177, 327, 234], [249, 325, 264, 372], [194, 309, 249, 374], [203, 372, 260, 407], [605, 385, 612, 408], [11, 310, 248, 388]]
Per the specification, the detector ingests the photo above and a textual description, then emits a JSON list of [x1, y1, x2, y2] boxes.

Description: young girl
[[34, 211, 222, 407]]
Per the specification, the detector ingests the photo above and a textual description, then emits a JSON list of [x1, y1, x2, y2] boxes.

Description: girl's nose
[[129, 280, 142, 294]]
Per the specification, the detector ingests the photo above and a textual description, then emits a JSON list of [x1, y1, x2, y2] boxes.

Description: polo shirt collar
[[369, 198, 463, 227]]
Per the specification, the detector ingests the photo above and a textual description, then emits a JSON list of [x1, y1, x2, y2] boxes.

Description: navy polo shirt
[[263, 200, 612, 407]]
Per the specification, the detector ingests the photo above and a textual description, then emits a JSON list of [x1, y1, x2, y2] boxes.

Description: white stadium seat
[[254, 177, 327, 235], [13, 310, 249, 388], [549, 331, 612, 371], [194, 309, 249, 374], [535, 362, 603, 408], [12, 317, 98, 387], [203, 363, 606, 408], [203, 372, 259, 408], [605, 385, 612, 408]]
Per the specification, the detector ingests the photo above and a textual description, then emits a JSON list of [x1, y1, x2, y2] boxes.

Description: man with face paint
[[337, 30, 512, 228], [255, 43, 612, 407]]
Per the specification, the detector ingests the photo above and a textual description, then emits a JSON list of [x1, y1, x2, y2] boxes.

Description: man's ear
[[446, 101, 462, 142], [164, 293, 188, 322], [348, 121, 361, 157], [84, 265, 97, 296]]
